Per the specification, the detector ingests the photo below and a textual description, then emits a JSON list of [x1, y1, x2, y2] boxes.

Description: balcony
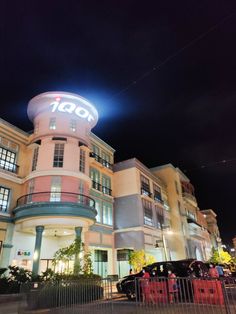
[[89, 152, 113, 170], [0, 161, 19, 174], [154, 194, 164, 205], [13, 192, 97, 224], [182, 192, 197, 206], [91, 180, 112, 196], [141, 187, 152, 198]]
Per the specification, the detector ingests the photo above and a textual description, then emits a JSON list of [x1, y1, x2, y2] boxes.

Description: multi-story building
[[0, 91, 220, 277], [201, 209, 221, 250], [0, 92, 115, 277], [113, 158, 171, 277], [151, 164, 212, 261]]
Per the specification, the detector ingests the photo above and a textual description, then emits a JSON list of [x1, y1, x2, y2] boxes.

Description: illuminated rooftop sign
[[50, 99, 94, 122], [27, 92, 99, 127]]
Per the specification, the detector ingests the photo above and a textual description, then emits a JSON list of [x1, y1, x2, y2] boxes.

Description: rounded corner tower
[[13, 91, 100, 274], [27, 91, 99, 145]]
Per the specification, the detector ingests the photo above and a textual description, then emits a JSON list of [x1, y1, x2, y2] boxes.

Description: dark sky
[[1, 1, 236, 244]]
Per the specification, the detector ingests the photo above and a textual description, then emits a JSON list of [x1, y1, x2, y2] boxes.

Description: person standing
[[168, 270, 178, 303], [141, 269, 151, 303], [209, 264, 219, 278]]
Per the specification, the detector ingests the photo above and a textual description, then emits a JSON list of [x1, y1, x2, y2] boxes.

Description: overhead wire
[[109, 11, 235, 100]]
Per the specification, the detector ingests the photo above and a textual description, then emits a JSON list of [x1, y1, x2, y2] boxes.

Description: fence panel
[[18, 278, 113, 314], [134, 277, 236, 314]]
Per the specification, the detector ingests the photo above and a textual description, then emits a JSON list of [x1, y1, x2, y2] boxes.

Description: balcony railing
[[89, 152, 113, 170], [16, 192, 95, 208], [154, 194, 164, 204], [0, 162, 19, 174], [141, 188, 152, 198], [91, 180, 112, 196]]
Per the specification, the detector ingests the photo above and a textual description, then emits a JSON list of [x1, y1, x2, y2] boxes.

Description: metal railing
[[16, 192, 95, 208], [19, 278, 113, 313], [134, 276, 236, 314], [0, 162, 19, 174], [92, 180, 112, 196], [90, 152, 113, 170]]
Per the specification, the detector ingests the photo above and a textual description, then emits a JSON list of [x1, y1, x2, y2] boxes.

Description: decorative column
[[0, 223, 14, 268], [32, 226, 44, 275], [74, 227, 82, 274]]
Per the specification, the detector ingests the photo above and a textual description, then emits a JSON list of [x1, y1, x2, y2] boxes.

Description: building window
[[53, 143, 64, 167], [155, 205, 164, 229], [101, 151, 112, 168], [95, 200, 102, 223], [0, 146, 17, 173], [175, 181, 179, 195], [103, 202, 113, 225], [90, 168, 101, 191], [32, 147, 39, 171], [49, 118, 56, 130], [27, 179, 35, 203], [140, 174, 151, 197], [92, 144, 100, 156], [50, 177, 61, 201], [79, 149, 86, 173], [102, 175, 112, 196], [153, 184, 162, 202], [187, 210, 196, 221], [0, 186, 10, 212], [142, 199, 153, 226], [70, 119, 76, 132]]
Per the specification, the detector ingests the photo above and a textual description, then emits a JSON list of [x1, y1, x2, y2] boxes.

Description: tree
[[129, 250, 156, 272], [52, 236, 92, 275], [209, 248, 232, 264]]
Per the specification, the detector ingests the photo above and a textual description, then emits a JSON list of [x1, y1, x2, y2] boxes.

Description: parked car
[[116, 259, 208, 300]]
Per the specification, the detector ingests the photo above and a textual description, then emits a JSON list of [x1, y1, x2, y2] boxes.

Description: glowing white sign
[[50, 100, 95, 122]]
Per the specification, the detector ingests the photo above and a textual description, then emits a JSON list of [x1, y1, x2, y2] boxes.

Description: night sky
[[1, 1, 236, 244]]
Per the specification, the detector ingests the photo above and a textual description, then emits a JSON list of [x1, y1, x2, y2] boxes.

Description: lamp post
[[162, 232, 168, 261]]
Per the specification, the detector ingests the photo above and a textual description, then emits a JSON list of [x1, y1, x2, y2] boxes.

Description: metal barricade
[[18, 278, 113, 314], [134, 276, 236, 314]]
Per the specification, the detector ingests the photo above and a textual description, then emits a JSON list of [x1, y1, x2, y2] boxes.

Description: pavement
[[0, 290, 236, 314]]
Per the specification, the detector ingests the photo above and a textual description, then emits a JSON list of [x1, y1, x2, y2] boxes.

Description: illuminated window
[[32, 147, 39, 171], [102, 202, 113, 225], [0, 146, 17, 173], [0, 186, 10, 212], [155, 205, 164, 229], [101, 151, 112, 168], [92, 144, 100, 156], [53, 143, 64, 167], [140, 174, 151, 197], [90, 168, 100, 191], [95, 200, 102, 223], [50, 177, 61, 201], [153, 184, 162, 202], [49, 118, 56, 130], [142, 199, 153, 226], [79, 149, 86, 173], [70, 119, 76, 132], [102, 175, 111, 195]]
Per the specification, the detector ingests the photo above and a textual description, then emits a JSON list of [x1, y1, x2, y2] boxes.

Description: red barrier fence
[[135, 276, 236, 313], [193, 279, 224, 305]]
